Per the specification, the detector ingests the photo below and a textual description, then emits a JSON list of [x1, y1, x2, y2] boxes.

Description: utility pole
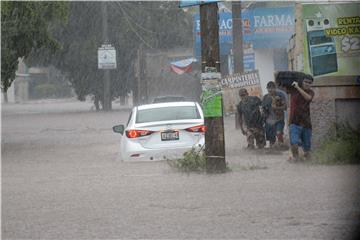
[[133, 44, 144, 106], [133, 46, 140, 106], [200, 3, 226, 173], [102, 1, 111, 111], [232, 1, 244, 130], [232, 1, 244, 73]]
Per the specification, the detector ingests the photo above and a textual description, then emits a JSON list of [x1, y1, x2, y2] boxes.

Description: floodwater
[[1, 99, 360, 239]]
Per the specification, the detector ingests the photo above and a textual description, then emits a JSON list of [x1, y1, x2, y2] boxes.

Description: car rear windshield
[[136, 106, 201, 123], [153, 96, 186, 103]]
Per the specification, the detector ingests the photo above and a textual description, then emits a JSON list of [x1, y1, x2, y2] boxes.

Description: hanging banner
[[221, 70, 262, 113], [302, 3, 360, 77]]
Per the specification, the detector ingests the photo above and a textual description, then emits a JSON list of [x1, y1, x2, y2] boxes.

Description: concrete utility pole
[[232, 1, 244, 130], [133, 47, 140, 106], [133, 44, 144, 106], [102, 2, 111, 111], [200, 3, 226, 173], [232, 1, 244, 73]]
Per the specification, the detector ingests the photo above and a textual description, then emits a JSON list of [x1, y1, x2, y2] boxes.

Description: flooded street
[[2, 99, 359, 239]]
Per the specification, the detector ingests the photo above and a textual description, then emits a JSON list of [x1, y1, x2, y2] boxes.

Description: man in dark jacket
[[237, 88, 265, 149]]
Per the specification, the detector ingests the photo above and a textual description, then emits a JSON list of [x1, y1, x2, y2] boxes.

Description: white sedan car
[[113, 101, 206, 161]]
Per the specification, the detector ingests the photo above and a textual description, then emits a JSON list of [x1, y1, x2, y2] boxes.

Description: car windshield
[[136, 106, 201, 123]]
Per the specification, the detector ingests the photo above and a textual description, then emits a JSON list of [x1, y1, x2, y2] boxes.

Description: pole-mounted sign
[[98, 44, 117, 69]]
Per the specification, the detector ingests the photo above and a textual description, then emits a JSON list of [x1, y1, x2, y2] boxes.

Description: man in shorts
[[289, 75, 315, 161]]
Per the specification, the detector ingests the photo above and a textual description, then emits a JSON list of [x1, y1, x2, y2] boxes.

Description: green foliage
[[167, 148, 207, 173], [312, 123, 360, 165], [26, 2, 193, 108], [1, 1, 68, 93]]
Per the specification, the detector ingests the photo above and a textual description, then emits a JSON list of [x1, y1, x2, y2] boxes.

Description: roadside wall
[[311, 77, 360, 144]]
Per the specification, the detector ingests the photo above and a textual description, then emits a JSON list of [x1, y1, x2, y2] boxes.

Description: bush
[[167, 147, 207, 173], [312, 123, 360, 165]]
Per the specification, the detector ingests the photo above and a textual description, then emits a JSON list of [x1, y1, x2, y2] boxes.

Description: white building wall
[[2, 84, 16, 103], [254, 49, 275, 95]]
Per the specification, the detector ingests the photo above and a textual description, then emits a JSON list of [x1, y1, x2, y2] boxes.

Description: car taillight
[[126, 129, 153, 138], [185, 125, 207, 133]]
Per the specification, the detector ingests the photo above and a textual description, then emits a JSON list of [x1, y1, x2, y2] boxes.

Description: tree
[[1, 1, 68, 101], [27, 1, 193, 110]]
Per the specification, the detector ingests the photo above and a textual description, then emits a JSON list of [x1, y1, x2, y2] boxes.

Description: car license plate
[[161, 131, 179, 141]]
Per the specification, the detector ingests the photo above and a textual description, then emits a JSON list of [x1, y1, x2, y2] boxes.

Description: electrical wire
[[113, 2, 157, 35], [115, 2, 154, 49], [120, 1, 181, 12]]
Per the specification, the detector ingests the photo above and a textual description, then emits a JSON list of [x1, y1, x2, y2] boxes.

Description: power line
[[113, 2, 157, 35], [120, 1, 181, 12], [115, 2, 154, 49]]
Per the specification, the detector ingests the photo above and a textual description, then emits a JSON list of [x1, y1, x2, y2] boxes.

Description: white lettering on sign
[[196, 18, 233, 31], [196, 20, 201, 31], [254, 14, 293, 27], [219, 18, 233, 30], [221, 70, 261, 89], [341, 36, 360, 52]]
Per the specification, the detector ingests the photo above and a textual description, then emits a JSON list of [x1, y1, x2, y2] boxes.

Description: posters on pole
[[201, 67, 223, 117], [302, 3, 360, 77]]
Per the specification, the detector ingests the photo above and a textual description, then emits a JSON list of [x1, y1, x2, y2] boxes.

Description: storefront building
[[288, 2, 360, 145]]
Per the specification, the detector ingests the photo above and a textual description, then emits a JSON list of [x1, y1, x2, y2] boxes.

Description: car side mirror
[[113, 125, 125, 135]]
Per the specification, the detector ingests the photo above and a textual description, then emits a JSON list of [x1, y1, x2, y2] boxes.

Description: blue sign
[[193, 6, 295, 56], [194, 12, 233, 56], [228, 52, 255, 73], [244, 53, 255, 71], [242, 6, 295, 48], [179, 0, 219, 8]]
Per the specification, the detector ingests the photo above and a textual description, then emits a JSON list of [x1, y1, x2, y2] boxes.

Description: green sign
[[302, 3, 360, 77], [201, 90, 223, 117]]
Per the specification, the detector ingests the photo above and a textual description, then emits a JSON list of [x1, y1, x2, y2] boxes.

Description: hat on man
[[266, 81, 276, 89], [239, 88, 248, 96]]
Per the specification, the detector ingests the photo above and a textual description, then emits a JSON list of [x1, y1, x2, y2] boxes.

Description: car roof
[[154, 95, 185, 98], [152, 95, 187, 103], [137, 101, 197, 110]]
